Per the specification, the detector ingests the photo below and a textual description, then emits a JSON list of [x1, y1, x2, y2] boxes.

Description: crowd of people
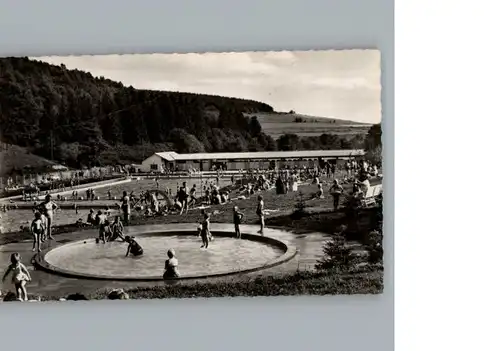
[[1, 159, 382, 301]]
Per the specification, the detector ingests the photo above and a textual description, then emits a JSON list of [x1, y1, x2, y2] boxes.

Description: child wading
[[163, 249, 180, 279], [109, 216, 125, 241], [200, 213, 211, 249], [125, 236, 144, 257], [233, 206, 244, 239], [96, 210, 109, 243], [2, 253, 32, 301], [30, 211, 45, 252]]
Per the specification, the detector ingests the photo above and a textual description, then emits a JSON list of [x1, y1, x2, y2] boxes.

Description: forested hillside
[[0, 57, 277, 166], [0, 57, 370, 170]]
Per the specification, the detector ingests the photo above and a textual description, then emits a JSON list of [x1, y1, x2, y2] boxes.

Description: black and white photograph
[[0, 49, 383, 303]]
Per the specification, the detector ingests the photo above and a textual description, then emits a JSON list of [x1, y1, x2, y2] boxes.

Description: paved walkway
[[0, 223, 355, 297], [0, 177, 131, 203]]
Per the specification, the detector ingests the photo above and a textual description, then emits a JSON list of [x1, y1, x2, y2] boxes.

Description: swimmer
[[2, 253, 31, 301], [125, 236, 143, 257]]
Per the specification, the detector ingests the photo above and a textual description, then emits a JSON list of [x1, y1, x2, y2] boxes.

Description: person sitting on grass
[[316, 182, 325, 199], [86, 209, 96, 226], [125, 236, 144, 257], [144, 207, 154, 217], [2, 253, 31, 302], [233, 206, 244, 239], [163, 249, 180, 279], [30, 211, 45, 252]]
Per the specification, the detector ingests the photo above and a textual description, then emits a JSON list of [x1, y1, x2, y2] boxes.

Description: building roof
[[154, 152, 177, 161], [153, 150, 364, 162]]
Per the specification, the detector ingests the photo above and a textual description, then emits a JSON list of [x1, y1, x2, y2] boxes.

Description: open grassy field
[[245, 112, 372, 137]]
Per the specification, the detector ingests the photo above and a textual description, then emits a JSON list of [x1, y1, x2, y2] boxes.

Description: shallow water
[[44, 235, 283, 278]]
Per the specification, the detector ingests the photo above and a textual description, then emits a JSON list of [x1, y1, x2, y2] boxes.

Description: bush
[[291, 191, 307, 219], [66, 293, 88, 301], [366, 230, 383, 264], [315, 233, 361, 271]]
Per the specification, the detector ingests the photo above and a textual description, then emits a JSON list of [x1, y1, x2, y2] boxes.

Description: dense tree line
[[0, 57, 378, 168], [363, 124, 382, 166], [0, 57, 275, 166]]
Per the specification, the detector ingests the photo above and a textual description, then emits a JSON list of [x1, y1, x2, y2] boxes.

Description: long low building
[[140, 150, 365, 173]]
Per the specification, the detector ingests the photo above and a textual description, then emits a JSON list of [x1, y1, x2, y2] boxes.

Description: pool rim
[[33, 226, 298, 281]]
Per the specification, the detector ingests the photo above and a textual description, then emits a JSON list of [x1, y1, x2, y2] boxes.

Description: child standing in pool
[[109, 216, 125, 241], [233, 206, 244, 239], [96, 210, 109, 243], [125, 236, 144, 257], [199, 209, 214, 241], [200, 213, 211, 249], [30, 211, 45, 252], [2, 253, 31, 301]]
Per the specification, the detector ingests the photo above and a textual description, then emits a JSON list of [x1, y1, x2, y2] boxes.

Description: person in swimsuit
[[2, 253, 31, 301], [96, 210, 109, 243], [233, 206, 244, 239], [39, 211, 48, 242], [86, 209, 96, 226], [329, 179, 344, 211], [256, 195, 265, 235], [125, 236, 144, 257], [121, 191, 131, 225], [163, 249, 180, 279], [178, 182, 189, 215], [109, 216, 125, 242], [30, 211, 45, 252], [200, 213, 211, 249], [188, 184, 197, 207], [38, 194, 58, 240]]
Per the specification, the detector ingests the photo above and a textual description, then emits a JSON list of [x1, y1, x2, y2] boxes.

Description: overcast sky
[[36, 50, 381, 123]]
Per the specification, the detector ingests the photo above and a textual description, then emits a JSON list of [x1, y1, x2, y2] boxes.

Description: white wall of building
[[140, 154, 165, 173]]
